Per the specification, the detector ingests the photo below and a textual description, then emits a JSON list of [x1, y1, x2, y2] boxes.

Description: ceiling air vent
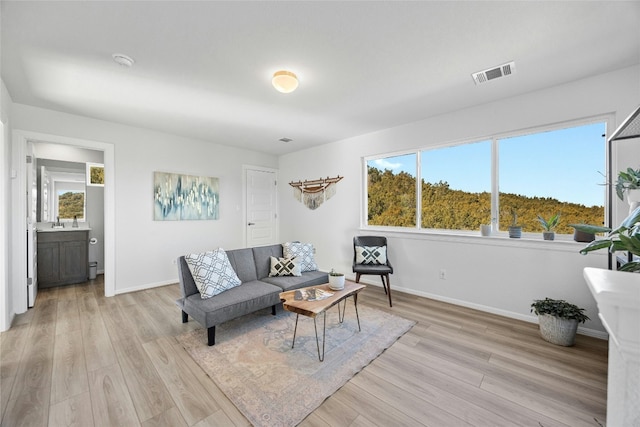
[[278, 137, 293, 143], [472, 61, 516, 85]]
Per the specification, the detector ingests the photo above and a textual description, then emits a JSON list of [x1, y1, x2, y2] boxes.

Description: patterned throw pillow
[[184, 249, 242, 299], [282, 242, 318, 272], [355, 245, 387, 265], [269, 256, 302, 277]]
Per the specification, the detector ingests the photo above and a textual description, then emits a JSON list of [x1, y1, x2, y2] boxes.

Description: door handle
[[248, 222, 255, 226]]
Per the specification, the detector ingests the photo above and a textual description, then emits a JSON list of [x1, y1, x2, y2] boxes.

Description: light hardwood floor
[[1, 276, 608, 427]]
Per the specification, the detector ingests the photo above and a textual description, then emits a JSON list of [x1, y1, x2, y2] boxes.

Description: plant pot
[[328, 274, 345, 290], [542, 231, 555, 241], [573, 229, 595, 243], [627, 189, 640, 214], [480, 224, 491, 236], [537, 313, 579, 346], [508, 226, 522, 238]]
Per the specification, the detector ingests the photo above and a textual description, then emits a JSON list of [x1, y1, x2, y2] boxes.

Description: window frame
[[362, 115, 613, 238]]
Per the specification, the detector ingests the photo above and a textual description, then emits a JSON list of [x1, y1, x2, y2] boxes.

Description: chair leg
[[181, 310, 188, 323], [355, 272, 361, 283], [207, 326, 216, 346], [380, 275, 388, 295], [383, 274, 392, 307]]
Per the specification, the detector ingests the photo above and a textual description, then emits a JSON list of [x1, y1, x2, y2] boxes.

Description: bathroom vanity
[[37, 228, 90, 288]]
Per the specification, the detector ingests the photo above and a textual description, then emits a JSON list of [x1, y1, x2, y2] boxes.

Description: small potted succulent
[[508, 208, 522, 238], [537, 213, 560, 241], [328, 269, 345, 290], [531, 298, 590, 346]]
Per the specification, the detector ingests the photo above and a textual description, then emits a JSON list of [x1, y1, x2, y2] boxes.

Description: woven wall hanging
[[289, 176, 343, 210]]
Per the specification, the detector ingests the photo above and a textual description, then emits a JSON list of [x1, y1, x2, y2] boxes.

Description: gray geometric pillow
[[355, 245, 387, 265], [269, 256, 302, 277], [283, 241, 318, 272], [184, 249, 241, 299]]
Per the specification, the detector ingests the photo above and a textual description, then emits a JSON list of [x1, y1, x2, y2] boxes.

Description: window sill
[[358, 226, 601, 254]]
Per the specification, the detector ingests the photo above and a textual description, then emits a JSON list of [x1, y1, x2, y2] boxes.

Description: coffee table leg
[[313, 312, 327, 362], [338, 299, 346, 323], [292, 314, 300, 349]]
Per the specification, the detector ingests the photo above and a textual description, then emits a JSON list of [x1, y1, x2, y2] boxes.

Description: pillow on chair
[[355, 245, 387, 265]]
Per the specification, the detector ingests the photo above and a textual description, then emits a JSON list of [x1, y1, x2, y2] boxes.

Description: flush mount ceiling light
[[272, 70, 298, 93], [112, 53, 135, 67]]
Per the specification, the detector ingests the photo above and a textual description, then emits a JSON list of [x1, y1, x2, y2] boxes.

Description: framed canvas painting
[[86, 162, 105, 187], [154, 171, 219, 220]]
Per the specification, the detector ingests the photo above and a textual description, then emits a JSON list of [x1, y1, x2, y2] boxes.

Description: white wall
[[11, 104, 278, 295], [278, 65, 640, 336], [1, 79, 13, 331]]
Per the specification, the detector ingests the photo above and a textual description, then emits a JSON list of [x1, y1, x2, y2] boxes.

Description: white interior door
[[26, 143, 37, 307], [245, 168, 278, 247]]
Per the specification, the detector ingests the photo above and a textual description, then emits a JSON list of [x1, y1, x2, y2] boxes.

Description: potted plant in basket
[[328, 269, 345, 290], [570, 205, 640, 272], [508, 208, 522, 238], [537, 213, 560, 241], [615, 167, 640, 214], [531, 298, 590, 346]]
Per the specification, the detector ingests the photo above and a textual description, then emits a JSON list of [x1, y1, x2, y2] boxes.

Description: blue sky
[[369, 122, 606, 207]]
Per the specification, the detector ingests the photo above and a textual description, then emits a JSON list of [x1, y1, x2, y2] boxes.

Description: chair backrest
[[353, 236, 388, 264]]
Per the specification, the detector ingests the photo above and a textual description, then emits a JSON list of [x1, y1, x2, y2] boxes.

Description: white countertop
[[37, 226, 91, 232]]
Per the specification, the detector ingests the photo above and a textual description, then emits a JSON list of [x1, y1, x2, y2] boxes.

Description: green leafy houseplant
[[530, 298, 590, 323], [570, 206, 640, 272], [537, 213, 560, 231], [615, 167, 640, 200], [328, 268, 345, 290]]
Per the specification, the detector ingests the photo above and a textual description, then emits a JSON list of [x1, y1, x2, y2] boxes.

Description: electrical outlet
[[439, 269, 446, 280]]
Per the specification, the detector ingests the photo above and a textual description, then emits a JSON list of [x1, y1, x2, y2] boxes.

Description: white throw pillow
[[184, 248, 241, 299], [269, 256, 302, 277], [283, 242, 318, 272], [355, 245, 387, 265]]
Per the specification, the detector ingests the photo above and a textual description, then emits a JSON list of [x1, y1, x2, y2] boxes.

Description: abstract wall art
[[154, 172, 219, 220]]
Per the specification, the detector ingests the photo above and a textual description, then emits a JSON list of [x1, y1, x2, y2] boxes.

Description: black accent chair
[[352, 236, 393, 307]]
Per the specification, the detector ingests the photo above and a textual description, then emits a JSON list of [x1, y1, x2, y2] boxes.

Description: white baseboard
[[347, 274, 609, 341], [114, 279, 177, 295]]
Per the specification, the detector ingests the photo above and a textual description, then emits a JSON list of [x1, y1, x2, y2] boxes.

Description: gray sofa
[[176, 244, 328, 345]]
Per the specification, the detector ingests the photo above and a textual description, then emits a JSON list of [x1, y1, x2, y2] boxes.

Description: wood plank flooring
[[0, 276, 608, 426]]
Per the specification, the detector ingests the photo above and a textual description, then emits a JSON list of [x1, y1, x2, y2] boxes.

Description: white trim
[[114, 279, 176, 295], [351, 274, 609, 340], [11, 130, 116, 308]]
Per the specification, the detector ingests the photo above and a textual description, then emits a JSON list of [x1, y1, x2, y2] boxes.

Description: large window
[[365, 120, 606, 235]]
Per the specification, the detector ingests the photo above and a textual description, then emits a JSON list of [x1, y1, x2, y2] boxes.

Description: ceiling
[[2, 1, 639, 156]]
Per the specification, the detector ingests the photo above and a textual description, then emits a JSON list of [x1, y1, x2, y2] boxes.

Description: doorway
[[11, 130, 115, 318]]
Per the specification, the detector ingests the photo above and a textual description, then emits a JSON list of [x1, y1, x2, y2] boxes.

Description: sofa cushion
[[225, 248, 258, 282], [282, 241, 318, 272], [269, 256, 301, 277], [183, 280, 282, 328], [355, 245, 387, 265], [252, 244, 284, 279], [262, 270, 329, 291], [184, 249, 242, 299]]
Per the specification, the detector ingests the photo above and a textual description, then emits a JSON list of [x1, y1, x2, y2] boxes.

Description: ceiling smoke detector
[[112, 53, 135, 67], [471, 61, 516, 85]]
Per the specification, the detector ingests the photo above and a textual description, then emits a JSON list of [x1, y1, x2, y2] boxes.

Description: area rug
[[177, 304, 415, 427]]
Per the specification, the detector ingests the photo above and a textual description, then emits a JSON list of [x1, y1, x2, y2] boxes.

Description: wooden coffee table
[[280, 282, 366, 361]]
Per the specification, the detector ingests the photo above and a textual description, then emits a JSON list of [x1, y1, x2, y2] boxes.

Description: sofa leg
[[181, 310, 188, 323], [207, 326, 216, 346], [272, 305, 277, 315]]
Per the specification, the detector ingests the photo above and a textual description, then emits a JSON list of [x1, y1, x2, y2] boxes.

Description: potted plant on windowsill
[[531, 298, 590, 346], [508, 208, 522, 238], [328, 269, 345, 290], [537, 213, 560, 241], [570, 205, 640, 272], [615, 167, 640, 214]]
